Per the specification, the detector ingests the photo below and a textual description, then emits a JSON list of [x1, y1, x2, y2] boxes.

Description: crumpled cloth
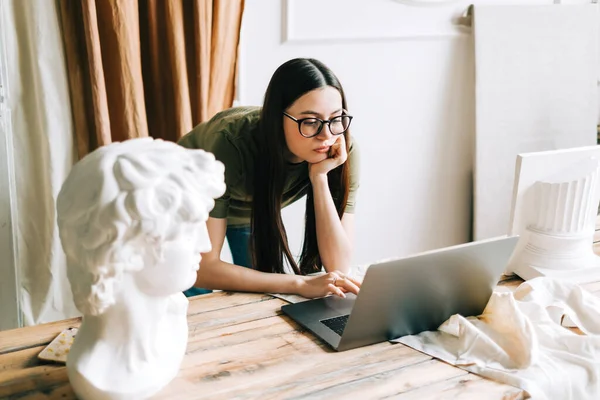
[[394, 277, 600, 400]]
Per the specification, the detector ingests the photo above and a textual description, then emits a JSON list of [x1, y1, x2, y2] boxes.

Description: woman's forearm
[[195, 258, 303, 294], [310, 174, 352, 273]]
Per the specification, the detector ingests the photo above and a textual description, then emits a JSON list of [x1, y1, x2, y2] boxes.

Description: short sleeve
[[209, 135, 244, 219], [179, 127, 242, 220], [345, 137, 361, 213]]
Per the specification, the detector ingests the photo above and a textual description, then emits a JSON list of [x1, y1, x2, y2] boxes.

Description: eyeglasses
[[283, 112, 353, 138]]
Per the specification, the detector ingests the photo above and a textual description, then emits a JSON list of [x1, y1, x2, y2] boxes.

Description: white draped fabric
[[4, 0, 79, 326]]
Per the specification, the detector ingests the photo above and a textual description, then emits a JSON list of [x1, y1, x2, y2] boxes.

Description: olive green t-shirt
[[178, 106, 360, 226]]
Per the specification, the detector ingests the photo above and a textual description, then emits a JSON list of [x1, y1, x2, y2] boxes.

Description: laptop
[[281, 236, 519, 351]]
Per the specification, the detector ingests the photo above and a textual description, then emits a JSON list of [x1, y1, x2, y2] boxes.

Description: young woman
[[178, 58, 361, 299]]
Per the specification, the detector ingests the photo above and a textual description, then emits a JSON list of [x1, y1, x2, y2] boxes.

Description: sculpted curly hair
[[57, 138, 225, 315]]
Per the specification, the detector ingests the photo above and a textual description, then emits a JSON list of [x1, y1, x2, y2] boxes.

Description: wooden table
[[5, 221, 600, 399], [4, 222, 600, 399], [1, 289, 528, 399], [8, 211, 600, 400]]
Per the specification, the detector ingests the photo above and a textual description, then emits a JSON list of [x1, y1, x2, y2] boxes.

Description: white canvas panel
[[473, 4, 598, 240]]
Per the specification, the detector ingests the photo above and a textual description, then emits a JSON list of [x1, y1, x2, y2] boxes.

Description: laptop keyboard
[[321, 314, 350, 336]]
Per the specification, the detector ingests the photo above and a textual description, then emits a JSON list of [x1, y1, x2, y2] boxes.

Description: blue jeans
[[183, 226, 252, 297]]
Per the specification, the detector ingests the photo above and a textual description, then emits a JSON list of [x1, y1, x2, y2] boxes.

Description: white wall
[[238, 0, 479, 267], [238, 0, 595, 267]]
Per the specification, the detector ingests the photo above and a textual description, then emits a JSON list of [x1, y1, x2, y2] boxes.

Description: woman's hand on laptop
[[296, 272, 361, 299]]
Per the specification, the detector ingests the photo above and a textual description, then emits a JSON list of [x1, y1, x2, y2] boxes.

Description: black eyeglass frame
[[283, 112, 354, 138]]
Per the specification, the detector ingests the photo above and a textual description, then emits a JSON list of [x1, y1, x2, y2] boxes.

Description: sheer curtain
[[4, 0, 78, 326], [2, 0, 245, 327]]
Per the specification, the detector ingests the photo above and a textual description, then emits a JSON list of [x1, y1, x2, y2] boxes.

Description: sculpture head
[[57, 138, 225, 316]]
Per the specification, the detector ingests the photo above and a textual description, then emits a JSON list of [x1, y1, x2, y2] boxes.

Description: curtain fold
[[59, 0, 245, 158], [1, 0, 244, 328], [5, 0, 78, 326]]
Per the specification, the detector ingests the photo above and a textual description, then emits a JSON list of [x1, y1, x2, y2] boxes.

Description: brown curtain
[[58, 0, 245, 159]]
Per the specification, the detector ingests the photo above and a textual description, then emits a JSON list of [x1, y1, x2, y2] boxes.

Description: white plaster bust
[[56, 138, 225, 400]]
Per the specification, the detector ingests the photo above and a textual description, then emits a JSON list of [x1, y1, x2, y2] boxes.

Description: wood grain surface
[[0, 291, 525, 400], [5, 214, 600, 399]]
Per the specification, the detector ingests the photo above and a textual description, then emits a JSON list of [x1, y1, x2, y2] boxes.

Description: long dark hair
[[250, 58, 351, 275]]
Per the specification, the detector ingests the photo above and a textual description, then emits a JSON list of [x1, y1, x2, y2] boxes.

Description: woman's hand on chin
[[308, 135, 348, 181]]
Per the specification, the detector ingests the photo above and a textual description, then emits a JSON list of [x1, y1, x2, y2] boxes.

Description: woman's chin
[[307, 153, 328, 164]]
